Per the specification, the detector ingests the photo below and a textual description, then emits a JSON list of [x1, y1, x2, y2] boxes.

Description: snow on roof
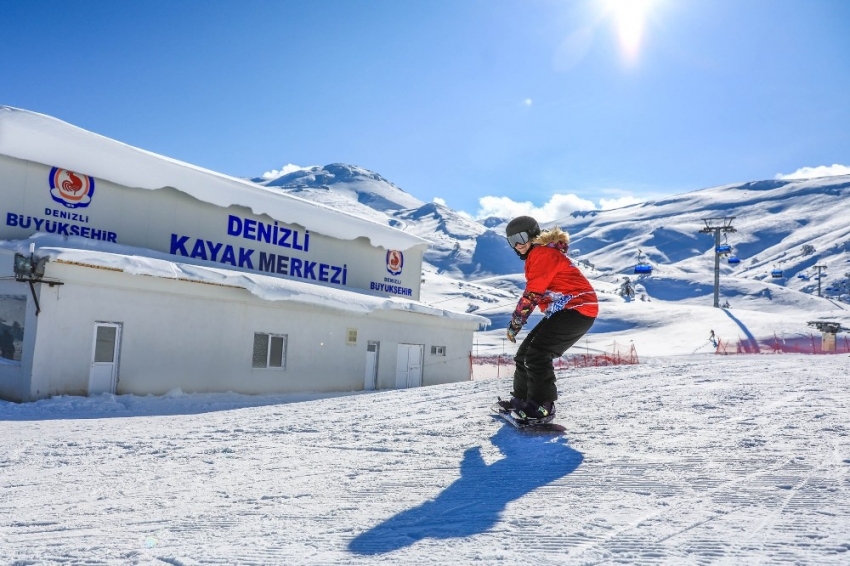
[[0, 106, 426, 251], [0, 234, 487, 325]]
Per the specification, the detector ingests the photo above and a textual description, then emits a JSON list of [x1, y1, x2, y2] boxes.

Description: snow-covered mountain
[[557, 175, 850, 296], [256, 164, 495, 277], [255, 164, 423, 215], [256, 164, 850, 354], [258, 163, 850, 299]]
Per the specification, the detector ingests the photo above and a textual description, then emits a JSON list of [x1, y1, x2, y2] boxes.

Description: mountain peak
[[257, 163, 423, 212]]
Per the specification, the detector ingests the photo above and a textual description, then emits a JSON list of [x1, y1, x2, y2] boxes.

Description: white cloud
[[474, 192, 645, 221], [476, 193, 596, 222], [523, 98, 533, 107], [261, 164, 310, 180], [776, 164, 850, 180], [432, 197, 447, 206]]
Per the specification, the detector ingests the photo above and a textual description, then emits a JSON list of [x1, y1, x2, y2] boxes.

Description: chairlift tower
[[813, 265, 827, 297], [699, 217, 736, 308]]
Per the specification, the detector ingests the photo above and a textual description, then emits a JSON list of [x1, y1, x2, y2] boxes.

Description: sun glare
[[606, 0, 653, 61]]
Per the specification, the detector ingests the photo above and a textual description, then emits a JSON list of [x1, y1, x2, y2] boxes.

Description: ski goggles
[[506, 231, 532, 248]]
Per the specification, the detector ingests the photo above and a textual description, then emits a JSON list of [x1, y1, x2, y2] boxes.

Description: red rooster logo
[[61, 171, 83, 195]]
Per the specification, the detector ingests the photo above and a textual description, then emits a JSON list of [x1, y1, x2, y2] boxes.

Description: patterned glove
[[507, 323, 519, 343], [506, 291, 541, 343]]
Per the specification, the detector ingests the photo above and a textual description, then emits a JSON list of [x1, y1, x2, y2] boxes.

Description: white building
[[0, 107, 485, 402]]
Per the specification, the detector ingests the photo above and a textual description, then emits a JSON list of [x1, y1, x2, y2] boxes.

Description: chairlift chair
[[771, 268, 784, 278], [727, 256, 740, 265], [715, 244, 732, 254], [633, 249, 653, 275]]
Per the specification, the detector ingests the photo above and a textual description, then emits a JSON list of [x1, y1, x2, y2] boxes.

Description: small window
[[252, 333, 287, 369], [431, 345, 446, 356], [347, 328, 358, 345], [94, 326, 117, 363], [0, 295, 26, 362]]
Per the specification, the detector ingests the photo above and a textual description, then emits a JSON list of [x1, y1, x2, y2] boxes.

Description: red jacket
[[524, 244, 598, 318], [509, 243, 598, 333]]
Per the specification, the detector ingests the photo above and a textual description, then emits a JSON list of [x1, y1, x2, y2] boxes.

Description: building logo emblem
[[386, 250, 404, 276], [49, 167, 96, 209]]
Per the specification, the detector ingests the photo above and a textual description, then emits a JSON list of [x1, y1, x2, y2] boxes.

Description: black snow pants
[[512, 308, 595, 403]]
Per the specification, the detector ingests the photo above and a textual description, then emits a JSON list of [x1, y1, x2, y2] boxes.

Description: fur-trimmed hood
[[532, 227, 570, 253]]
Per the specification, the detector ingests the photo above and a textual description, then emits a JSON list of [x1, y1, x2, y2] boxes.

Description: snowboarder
[[498, 216, 598, 421]]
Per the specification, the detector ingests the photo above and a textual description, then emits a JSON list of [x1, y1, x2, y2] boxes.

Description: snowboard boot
[[497, 396, 526, 413], [516, 400, 556, 423]]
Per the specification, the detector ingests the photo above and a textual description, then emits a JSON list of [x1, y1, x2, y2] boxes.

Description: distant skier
[[619, 277, 635, 299], [498, 216, 598, 421], [708, 330, 717, 348]]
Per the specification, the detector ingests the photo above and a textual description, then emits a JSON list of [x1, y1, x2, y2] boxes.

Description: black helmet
[[505, 216, 541, 248]]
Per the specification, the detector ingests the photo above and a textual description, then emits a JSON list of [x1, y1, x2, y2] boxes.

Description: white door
[[89, 323, 121, 396], [395, 343, 423, 389], [364, 341, 380, 390]]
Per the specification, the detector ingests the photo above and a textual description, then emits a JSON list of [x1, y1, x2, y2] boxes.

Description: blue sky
[[2, 0, 849, 221]]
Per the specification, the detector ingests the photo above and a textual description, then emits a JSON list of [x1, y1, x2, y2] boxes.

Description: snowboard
[[490, 403, 566, 433]]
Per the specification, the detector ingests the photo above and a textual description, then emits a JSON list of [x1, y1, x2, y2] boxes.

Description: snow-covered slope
[[558, 175, 850, 293], [3, 355, 849, 564]]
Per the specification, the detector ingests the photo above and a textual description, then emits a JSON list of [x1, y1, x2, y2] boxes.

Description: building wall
[[15, 260, 474, 401], [0, 154, 425, 301]]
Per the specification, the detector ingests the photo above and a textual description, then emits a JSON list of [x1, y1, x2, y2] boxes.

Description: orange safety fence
[[471, 341, 639, 379]]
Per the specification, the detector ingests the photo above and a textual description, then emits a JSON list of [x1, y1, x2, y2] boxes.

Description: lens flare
[[606, 0, 653, 60]]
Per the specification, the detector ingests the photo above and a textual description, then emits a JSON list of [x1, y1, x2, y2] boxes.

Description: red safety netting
[[713, 334, 850, 355]]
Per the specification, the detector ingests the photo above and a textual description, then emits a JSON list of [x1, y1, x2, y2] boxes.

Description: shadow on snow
[[722, 308, 761, 353], [348, 425, 584, 555]]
